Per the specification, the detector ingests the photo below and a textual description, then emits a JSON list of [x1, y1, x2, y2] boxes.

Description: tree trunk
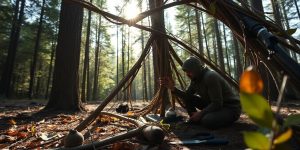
[[92, 15, 101, 100], [121, 26, 126, 101], [149, 0, 172, 117], [201, 13, 210, 60], [279, 0, 290, 29], [195, 8, 203, 55], [116, 26, 119, 100], [141, 21, 148, 101], [222, 24, 231, 74], [29, 0, 46, 99], [271, 0, 283, 28], [0, 0, 25, 98], [45, 0, 83, 111], [147, 55, 152, 99], [45, 31, 57, 99], [250, 0, 264, 17], [187, 8, 192, 46], [81, 0, 92, 102], [232, 35, 242, 79], [214, 19, 225, 71]]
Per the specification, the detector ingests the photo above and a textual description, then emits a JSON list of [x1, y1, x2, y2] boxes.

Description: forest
[[0, 0, 300, 149]]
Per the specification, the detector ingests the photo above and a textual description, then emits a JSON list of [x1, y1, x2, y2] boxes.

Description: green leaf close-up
[[240, 93, 275, 128], [243, 131, 270, 150], [283, 114, 300, 128]]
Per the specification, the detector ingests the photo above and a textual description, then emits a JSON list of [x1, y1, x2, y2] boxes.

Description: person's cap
[[182, 56, 204, 72]]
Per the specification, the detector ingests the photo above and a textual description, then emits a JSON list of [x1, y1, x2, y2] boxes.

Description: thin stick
[[275, 75, 288, 114]]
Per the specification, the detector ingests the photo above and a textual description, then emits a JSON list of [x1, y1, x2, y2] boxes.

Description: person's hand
[[188, 111, 203, 122], [159, 77, 175, 91]]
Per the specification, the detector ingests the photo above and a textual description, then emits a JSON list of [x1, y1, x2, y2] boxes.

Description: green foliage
[[285, 28, 297, 36], [240, 87, 300, 149], [243, 131, 271, 149], [283, 114, 300, 128], [240, 92, 275, 128]]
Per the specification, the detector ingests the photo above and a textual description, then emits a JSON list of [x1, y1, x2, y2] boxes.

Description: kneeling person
[[161, 56, 241, 129]]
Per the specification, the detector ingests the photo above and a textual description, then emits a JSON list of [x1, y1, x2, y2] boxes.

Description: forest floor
[[0, 99, 299, 150]]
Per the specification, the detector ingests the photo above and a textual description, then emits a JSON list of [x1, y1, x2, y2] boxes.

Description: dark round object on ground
[[142, 126, 165, 145], [116, 103, 129, 113], [64, 129, 84, 147]]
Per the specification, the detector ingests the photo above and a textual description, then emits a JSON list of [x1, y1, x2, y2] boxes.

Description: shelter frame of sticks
[[63, 0, 300, 134]]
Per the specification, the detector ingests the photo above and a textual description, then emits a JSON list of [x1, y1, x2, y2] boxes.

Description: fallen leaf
[[17, 132, 28, 139], [95, 127, 105, 133], [126, 111, 134, 116], [7, 129, 18, 136], [8, 119, 16, 125]]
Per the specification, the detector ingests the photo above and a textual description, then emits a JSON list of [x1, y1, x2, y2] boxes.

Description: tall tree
[[250, 0, 265, 17], [0, 0, 25, 98], [201, 13, 211, 60], [45, 37, 56, 99], [81, 0, 93, 102], [232, 35, 242, 79], [92, 15, 101, 100], [214, 19, 225, 71], [45, 0, 83, 111], [222, 24, 231, 74], [149, 0, 172, 116], [271, 0, 284, 28], [195, 8, 203, 55], [28, 0, 46, 99]]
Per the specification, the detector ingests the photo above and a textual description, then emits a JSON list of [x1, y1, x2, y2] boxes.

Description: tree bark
[[149, 0, 172, 117], [45, 0, 83, 111]]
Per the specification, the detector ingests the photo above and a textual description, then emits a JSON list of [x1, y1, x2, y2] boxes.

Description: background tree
[[28, 0, 46, 99], [45, 0, 83, 111], [0, 0, 25, 98]]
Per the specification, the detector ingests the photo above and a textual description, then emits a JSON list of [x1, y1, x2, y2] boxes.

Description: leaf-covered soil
[[0, 99, 299, 149]]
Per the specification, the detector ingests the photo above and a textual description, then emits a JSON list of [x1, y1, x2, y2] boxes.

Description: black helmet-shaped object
[[182, 56, 204, 74]]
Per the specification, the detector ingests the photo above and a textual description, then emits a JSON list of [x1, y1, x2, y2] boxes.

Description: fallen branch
[[58, 127, 145, 150]]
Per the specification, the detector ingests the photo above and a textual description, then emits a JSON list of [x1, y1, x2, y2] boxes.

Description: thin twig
[[275, 75, 289, 114]]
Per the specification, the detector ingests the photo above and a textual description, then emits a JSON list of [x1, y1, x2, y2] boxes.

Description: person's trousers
[[183, 95, 241, 129]]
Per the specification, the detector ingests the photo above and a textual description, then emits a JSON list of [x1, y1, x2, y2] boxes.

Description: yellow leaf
[[240, 66, 263, 94], [126, 111, 134, 116], [111, 117, 119, 122], [274, 128, 293, 144], [8, 119, 16, 125]]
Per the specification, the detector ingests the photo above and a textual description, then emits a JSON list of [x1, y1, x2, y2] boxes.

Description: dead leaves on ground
[[0, 111, 139, 149], [0, 113, 80, 149]]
